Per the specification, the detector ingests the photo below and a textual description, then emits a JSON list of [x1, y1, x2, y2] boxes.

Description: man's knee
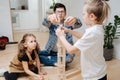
[[39, 50, 49, 55]]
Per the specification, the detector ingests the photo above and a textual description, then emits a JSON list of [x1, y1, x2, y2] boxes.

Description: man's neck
[[60, 19, 64, 24]]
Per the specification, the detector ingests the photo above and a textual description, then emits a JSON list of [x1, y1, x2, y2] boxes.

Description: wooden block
[[66, 68, 81, 79]]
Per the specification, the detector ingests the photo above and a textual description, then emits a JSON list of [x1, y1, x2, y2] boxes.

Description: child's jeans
[[4, 67, 38, 80], [39, 50, 75, 66]]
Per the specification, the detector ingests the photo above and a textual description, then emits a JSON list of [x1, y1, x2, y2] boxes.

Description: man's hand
[[47, 14, 60, 24], [64, 16, 77, 26]]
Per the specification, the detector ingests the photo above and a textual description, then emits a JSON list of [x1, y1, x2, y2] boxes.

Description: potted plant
[[47, 0, 56, 14], [49, 0, 56, 9], [103, 15, 120, 61]]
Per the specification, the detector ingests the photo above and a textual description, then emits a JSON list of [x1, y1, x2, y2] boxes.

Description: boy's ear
[[90, 13, 97, 20]]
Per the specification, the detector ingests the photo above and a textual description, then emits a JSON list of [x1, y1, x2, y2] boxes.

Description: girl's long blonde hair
[[85, 0, 110, 23], [18, 33, 40, 58]]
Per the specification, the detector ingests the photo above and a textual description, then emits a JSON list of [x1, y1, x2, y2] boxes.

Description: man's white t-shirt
[[74, 25, 106, 80]]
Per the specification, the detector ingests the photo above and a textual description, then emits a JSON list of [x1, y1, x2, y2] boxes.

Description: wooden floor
[[0, 31, 120, 80]]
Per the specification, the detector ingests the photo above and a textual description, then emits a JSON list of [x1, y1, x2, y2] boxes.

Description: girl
[[56, 0, 110, 80], [4, 33, 46, 80]]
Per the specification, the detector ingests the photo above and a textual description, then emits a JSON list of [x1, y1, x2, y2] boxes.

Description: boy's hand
[[60, 26, 69, 33], [56, 26, 66, 38]]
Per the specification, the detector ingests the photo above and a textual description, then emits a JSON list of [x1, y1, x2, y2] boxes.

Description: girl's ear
[[23, 43, 27, 47], [89, 13, 97, 21]]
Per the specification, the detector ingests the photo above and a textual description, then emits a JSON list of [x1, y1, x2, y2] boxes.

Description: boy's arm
[[56, 28, 80, 54], [67, 29, 83, 39], [60, 26, 83, 39], [59, 35, 80, 54]]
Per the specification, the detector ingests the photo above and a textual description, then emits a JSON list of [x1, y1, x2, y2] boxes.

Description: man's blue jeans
[[39, 50, 75, 66]]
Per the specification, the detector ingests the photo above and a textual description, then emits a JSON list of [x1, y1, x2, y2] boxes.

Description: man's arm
[[73, 18, 82, 29], [42, 18, 51, 28], [42, 14, 60, 28]]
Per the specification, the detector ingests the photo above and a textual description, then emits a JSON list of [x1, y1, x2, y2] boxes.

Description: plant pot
[[104, 48, 113, 61], [46, 9, 53, 15]]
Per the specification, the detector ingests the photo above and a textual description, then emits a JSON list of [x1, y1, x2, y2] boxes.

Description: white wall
[[109, 0, 120, 22], [0, 0, 13, 41], [39, 0, 42, 31], [62, 0, 84, 18], [13, 0, 40, 30]]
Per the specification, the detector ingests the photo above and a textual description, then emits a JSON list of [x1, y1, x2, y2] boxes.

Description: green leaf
[[104, 15, 120, 49]]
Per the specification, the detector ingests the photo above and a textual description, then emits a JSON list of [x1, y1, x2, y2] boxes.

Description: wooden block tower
[[57, 38, 66, 80]]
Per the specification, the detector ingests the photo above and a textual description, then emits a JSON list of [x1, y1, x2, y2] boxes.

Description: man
[[39, 3, 82, 66]]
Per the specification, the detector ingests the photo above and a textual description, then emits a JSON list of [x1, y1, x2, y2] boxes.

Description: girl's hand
[[39, 71, 47, 75], [35, 75, 44, 80], [39, 75, 43, 80]]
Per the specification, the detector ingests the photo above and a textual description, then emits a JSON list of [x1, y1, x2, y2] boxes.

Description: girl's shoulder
[[18, 51, 36, 62], [18, 53, 29, 62]]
